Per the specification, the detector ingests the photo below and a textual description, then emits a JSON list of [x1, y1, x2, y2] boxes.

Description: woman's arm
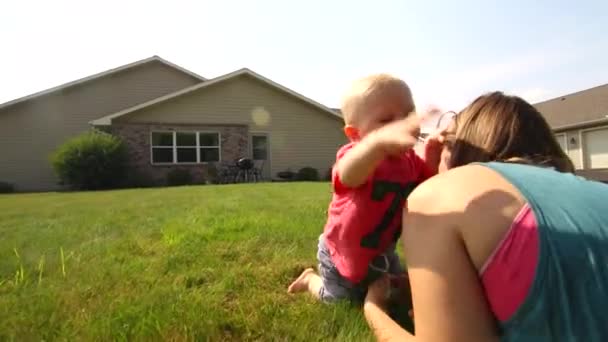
[[363, 277, 414, 341], [365, 166, 509, 341], [364, 301, 413, 342], [403, 181, 499, 342]]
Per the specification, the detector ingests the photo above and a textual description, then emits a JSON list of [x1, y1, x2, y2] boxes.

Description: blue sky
[[1, 0, 607, 112]]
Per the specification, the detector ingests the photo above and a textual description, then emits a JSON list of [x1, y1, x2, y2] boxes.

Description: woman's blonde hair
[[449, 92, 575, 173]]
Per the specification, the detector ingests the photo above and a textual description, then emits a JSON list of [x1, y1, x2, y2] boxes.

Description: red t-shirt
[[323, 142, 434, 283]]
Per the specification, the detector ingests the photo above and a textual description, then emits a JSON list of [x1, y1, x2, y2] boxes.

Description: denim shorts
[[317, 235, 403, 302]]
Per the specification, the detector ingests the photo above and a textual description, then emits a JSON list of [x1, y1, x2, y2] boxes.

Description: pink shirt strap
[[480, 204, 539, 322]]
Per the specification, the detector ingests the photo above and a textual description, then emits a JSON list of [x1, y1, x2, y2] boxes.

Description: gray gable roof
[[534, 83, 608, 130], [0, 56, 206, 111]]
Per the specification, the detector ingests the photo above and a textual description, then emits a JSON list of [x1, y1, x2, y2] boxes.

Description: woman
[[364, 92, 608, 341]]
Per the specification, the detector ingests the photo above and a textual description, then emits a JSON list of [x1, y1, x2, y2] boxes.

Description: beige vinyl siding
[[119, 74, 347, 178], [555, 133, 567, 153], [555, 130, 583, 170], [565, 130, 583, 170], [0, 61, 201, 191]]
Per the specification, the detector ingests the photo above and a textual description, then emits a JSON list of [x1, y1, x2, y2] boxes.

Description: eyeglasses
[[436, 110, 457, 130], [417, 110, 458, 142]]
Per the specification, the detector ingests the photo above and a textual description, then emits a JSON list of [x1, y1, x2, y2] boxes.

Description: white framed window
[[176, 132, 197, 163], [199, 132, 221, 163], [151, 131, 221, 164], [151, 131, 175, 163]]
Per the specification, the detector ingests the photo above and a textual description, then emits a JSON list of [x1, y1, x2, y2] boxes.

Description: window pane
[[200, 133, 219, 147], [252, 135, 267, 160], [200, 147, 220, 162], [176, 132, 196, 146], [252, 135, 267, 149], [177, 148, 197, 163], [152, 148, 173, 163], [253, 148, 267, 160], [152, 132, 174, 146]]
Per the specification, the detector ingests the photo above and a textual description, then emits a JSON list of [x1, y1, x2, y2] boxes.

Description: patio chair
[[252, 160, 265, 182]]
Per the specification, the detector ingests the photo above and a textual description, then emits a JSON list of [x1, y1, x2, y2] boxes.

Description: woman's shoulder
[[408, 164, 524, 215], [406, 165, 527, 273]]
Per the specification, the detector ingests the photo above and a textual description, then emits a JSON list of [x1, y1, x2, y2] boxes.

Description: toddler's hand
[[368, 114, 422, 156], [423, 127, 448, 173]]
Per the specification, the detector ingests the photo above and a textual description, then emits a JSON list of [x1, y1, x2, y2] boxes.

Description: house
[[0, 56, 347, 191], [534, 83, 608, 182]]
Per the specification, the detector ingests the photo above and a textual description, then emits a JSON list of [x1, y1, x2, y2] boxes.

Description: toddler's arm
[[336, 137, 385, 188], [337, 115, 422, 188]]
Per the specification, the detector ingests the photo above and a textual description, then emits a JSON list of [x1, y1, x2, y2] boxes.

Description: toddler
[[288, 74, 435, 302]]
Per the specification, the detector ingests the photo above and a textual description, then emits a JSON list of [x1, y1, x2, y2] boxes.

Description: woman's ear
[[343, 125, 360, 141]]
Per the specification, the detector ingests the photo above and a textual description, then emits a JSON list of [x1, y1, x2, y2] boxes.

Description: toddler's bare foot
[[287, 268, 315, 293]]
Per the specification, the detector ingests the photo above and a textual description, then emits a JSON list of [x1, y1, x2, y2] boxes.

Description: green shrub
[[0, 181, 15, 194], [277, 169, 296, 181], [50, 131, 127, 190], [297, 167, 320, 181], [166, 169, 194, 186]]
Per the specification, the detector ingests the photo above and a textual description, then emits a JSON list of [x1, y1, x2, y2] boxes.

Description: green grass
[[0, 183, 410, 341]]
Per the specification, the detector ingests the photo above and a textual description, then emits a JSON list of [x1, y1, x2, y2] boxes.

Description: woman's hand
[[365, 275, 391, 309], [364, 275, 414, 341]]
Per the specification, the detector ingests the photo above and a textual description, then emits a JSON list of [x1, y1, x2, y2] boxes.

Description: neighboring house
[[0, 56, 346, 191], [534, 83, 608, 181]]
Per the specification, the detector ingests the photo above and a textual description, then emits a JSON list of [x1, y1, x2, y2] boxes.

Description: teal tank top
[[482, 162, 608, 341]]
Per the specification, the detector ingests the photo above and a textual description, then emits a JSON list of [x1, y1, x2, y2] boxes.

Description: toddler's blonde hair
[[340, 74, 412, 125]]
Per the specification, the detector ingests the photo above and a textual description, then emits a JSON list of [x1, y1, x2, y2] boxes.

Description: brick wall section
[[110, 123, 249, 185]]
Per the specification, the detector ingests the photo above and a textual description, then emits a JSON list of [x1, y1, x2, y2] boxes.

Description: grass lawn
[[0, 183, 411, 341]]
